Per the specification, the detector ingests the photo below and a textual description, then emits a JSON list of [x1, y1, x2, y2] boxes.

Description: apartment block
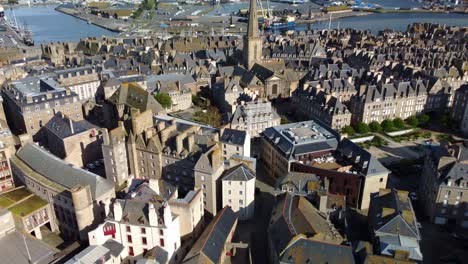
[[102, 125, 130, 187], [55, 66, 101, 101], [10, 143, 115, 241], [2, 76, 83, 136], [220, 128, 251, 161], [221, 164, 255, 220], [230, 100, 281, 137]]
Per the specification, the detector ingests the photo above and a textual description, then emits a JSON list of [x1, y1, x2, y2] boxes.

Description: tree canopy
[[154, 92, 172, 109]]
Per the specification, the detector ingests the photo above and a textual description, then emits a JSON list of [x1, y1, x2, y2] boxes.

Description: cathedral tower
[[244, 0, 263, 70]]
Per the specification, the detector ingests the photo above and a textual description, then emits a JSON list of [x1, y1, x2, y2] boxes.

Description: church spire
[[244, 0, 262, 70], [247, 0, 259, 38]]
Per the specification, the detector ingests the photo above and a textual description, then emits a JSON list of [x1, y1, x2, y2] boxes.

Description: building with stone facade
[[102, 125, 130, 187], [220, 128, 250, 162], [221, 164, 255, 221], [420, 141, 468, 234], [230, 100, 280, 137], [55, 66, 101, 101], [126, 115, 224, 217], [244, 0, 262, 70], [2, 76, 83, 137], [451, 84, 468, 136], [10, 143, 115, 241], [0, 187, 53, 240], [368, 189, 422, 262], [40, 112, 102, 168], [350, 81, 428, 124], [0, 141, 14, 192], [260, 121, 389, 209], [292, 86, 352, 130]]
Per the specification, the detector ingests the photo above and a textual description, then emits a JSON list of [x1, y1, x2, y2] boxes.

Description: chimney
[[187, 134, 195, 152], [102, 128, 110, 145], [69, 118, 74, 134], [148, 203, 158, 226], [113, 201, 123, 221], [148, 179, 160, 192], [176, 132, 187, 154], [162, 203, 172, 225]]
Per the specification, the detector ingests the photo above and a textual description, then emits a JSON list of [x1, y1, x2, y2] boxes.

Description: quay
[[55, 6, 127, 33]]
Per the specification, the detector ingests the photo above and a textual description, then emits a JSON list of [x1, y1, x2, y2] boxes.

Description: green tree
[[342, 125, 355, 136], [154, 93, 172, 109], [394, 118, 405, 129], [280, 115, 289, 125], [381, 119, 394, 132], [417, 114, 430, 127], [369, 121, 382, 133], [193, 107, 222, 127], [354, 122, 370, 134], [405, 115, 419, 127]]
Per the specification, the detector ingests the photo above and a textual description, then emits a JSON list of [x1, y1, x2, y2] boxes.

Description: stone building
[[102, 124, 130, 187], [221, 164, 255, 220], [155, 80, 192, 112], [10, 143, 115, 241], [243, 0, 262, 70], [0, 141, 14, 192], [229, 100, 281, 137], [126, 115, 224, 216], [40, 112, 102, 168], [292, 86, 352, 130], [2, 76, 83, 137], [420, 141, 468, 234], [368, 189, 422, 262], [350, 81, 428, 124], [182, 206, 238, 264], [451, 84, 468, 136], [55, 66, 101, 101], [0, 187, 53, 240], [220, 128, 250, 161]]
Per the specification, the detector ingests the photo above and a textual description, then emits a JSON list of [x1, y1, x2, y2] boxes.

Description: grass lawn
[[9, 195, 48, 216]]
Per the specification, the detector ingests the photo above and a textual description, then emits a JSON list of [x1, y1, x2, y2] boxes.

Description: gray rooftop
[[0, 231, 58, 264], [222, 164, 255, 182], [10, 76, 64, 96], [262, 120, 339, 159], [15, 143, 114, 199]]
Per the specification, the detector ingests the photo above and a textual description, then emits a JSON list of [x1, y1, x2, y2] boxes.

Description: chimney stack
[[69, 118, 74, 134]]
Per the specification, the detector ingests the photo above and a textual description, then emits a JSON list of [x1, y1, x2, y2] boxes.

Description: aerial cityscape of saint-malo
[[0, 0, 466, 263]]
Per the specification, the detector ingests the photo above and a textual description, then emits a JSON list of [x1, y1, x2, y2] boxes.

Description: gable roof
[[222, 164, 255, 182], [14, 143, 114, 199], [183, 206, 237, 264]]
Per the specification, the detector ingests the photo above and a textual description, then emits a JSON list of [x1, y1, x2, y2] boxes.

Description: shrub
[[381, 119, 394, 132], [342, 125, 355, 136], [394, 118, 405, 129], [417, 114, 430, 126], [369, 121, 382, 133], [355, 122, 370, 134], [406, 116, 419, 127], [154, 92, 172, 109]]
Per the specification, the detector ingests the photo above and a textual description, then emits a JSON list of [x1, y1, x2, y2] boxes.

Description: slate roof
[[183, 206, 237, 264], [109, 82, 165, 115], [369, 189, 420, 240], [15, 143, 114, 199], [279, 236, 355, 264], [268, 193, 343, 258], [220, 128, 247, 146], [44, 112, 98, 139], [222, 164, 255, 182], [262, 121, 339, 160], [337, 138, 389, 177]]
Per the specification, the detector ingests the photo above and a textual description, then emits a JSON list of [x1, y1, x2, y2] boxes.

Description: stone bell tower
[[244, 0, 262, 70]]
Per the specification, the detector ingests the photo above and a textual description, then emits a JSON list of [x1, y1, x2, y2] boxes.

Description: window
[[239, 199, 243, 205], [239, 191, 243, 195], [159, 229, 164, 236], [142, 237, 147, 245], [380, 178, 383, 183], [141, 228, 146, 234], [127, 235, 132, 243], [128, 246, 134, 256], [228, 190, 231, 195], [126, 226, 131, 232], [160, 238, 165, 247]]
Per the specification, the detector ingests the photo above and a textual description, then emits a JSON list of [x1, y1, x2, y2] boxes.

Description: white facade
[[89, 200, 181, 262], [221, 165, 256, 220]]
